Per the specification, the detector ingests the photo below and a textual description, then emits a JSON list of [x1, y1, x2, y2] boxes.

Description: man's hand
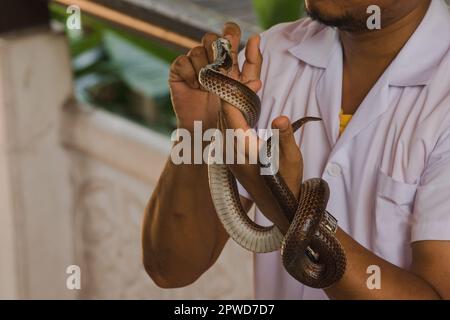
[[169, 23, 232, 132], [216, 23, 305, 232]]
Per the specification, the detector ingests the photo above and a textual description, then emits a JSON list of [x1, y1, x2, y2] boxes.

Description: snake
[[199, 38, 346, 289]]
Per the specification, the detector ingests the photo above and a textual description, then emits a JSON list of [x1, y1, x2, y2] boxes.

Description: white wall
[[62, 104, 254, 299], [0, 27, 253, 299]]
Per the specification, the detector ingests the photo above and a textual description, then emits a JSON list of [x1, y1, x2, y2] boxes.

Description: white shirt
[[237, 0, 450, 300]]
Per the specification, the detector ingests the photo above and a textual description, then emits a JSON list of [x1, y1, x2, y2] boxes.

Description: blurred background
[[0, 0, 304, 299]]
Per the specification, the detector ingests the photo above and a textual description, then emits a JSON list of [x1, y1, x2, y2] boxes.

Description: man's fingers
[[187, 46, 209, 79], [271, 116, 301, 161], [202, 32, 219, 63], [272, 116, 303, 198], [242, 34, 263, 84], [222, 22, 242, 75], [169, 55, 199, 89]]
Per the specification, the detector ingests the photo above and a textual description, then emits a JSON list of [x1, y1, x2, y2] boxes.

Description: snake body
[[200, 38, 346, 289]]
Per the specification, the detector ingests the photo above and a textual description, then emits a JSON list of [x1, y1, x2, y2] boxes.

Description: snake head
[[218, 38, 232, 53], [212, 38, 233, 71]]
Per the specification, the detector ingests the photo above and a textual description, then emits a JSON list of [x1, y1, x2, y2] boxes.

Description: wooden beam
[[54, 0, 200, 51], [52, 0, 260, 51]]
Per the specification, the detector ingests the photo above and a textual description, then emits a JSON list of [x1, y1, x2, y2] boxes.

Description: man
[[142, 0, 450, 299]]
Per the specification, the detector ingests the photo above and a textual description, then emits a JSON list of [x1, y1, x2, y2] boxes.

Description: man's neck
[[339, 0, 431, 115]]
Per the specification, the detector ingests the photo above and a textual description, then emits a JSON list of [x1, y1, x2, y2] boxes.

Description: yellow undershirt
[[339, 109, 353, 136]]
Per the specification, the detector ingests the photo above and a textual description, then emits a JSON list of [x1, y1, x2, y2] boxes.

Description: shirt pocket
[[373, 169, 418, 266]]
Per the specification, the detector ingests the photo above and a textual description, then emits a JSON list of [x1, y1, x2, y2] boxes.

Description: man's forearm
[[142, 158, 228, 288], [325, 228, 442, 300]]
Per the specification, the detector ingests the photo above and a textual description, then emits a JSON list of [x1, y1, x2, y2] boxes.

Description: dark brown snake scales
[[199, 38, 346, 289]]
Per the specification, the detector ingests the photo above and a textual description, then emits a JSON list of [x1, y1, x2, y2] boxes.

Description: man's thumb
[[272, 116, 298, 153]]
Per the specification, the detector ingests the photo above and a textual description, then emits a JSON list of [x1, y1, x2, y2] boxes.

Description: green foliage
[[103, 31, 170, 98], [49, 3, 178, 134], [49, 0, 307, 135], [252, 0, 305, 29]]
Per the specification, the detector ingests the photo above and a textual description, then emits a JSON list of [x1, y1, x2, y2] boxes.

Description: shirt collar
[[287, 24, 339, 69], [287, 0, 450, 87]]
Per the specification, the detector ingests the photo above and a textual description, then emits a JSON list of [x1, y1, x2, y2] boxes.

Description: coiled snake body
[[199, 38, 346, 289]]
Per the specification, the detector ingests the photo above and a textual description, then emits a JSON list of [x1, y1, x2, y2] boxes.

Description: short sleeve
[[412, 127, 450, 242]]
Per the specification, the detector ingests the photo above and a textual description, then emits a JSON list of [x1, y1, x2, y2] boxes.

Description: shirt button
[[326, 163, 342, 177]]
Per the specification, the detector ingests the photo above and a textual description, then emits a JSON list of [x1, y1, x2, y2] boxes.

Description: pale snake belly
[[199, 38, 346, 289]]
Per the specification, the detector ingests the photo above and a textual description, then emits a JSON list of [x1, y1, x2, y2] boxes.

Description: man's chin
[[306, 8, 367, 32]]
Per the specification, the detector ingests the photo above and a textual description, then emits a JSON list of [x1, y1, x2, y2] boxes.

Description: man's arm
[[229, 117, 450, 299], [326, 125, 450, 299], [142, 22, 256, 288], [228, 117, 449, 299], [325, 230, 449, 299], [142, 154, 253, 288], [142, 158, 225, 288], [225, 113, 450, 299]]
